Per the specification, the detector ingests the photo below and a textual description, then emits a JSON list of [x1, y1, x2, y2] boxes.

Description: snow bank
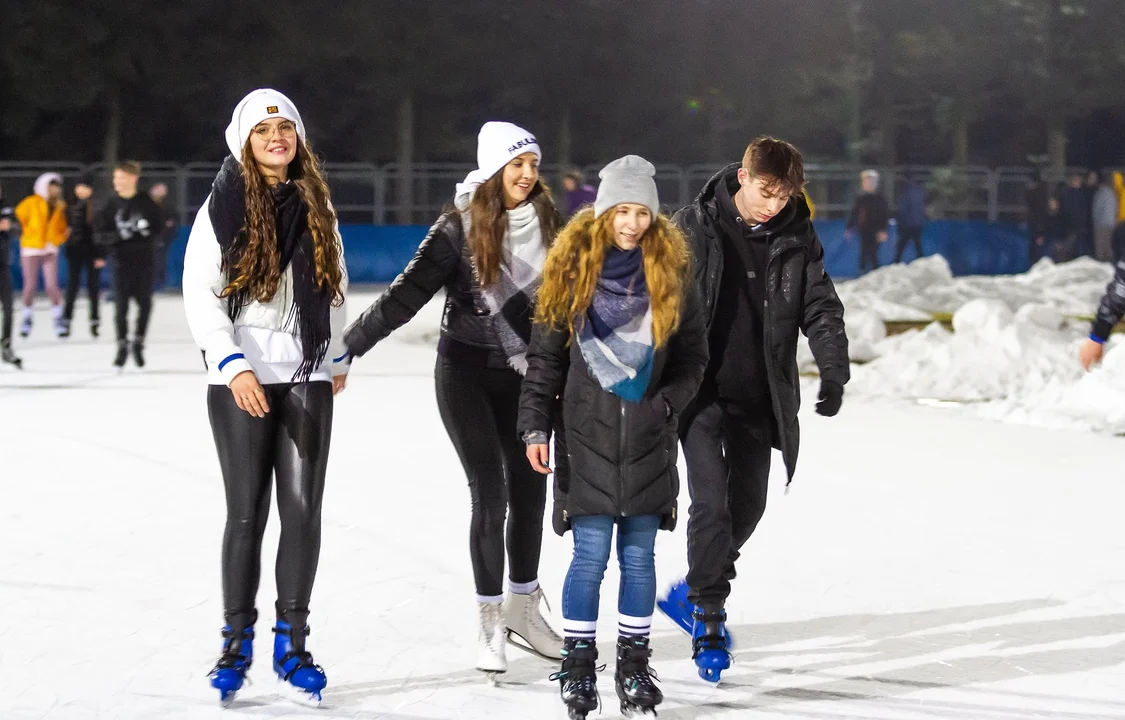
[[848, 299, 1084, 403], [821, 255, 1122, 432], [837, 255, 1112, 320]]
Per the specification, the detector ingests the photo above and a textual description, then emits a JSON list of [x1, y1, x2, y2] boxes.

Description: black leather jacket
[[345, 212, 508, 366]]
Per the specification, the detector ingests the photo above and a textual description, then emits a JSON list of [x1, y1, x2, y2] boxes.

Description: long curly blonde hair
[[535, 208, 690, 349], [220, 136, 344, 306]]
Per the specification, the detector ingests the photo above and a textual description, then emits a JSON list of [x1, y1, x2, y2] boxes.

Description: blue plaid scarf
[[576, 246, 654, 403]]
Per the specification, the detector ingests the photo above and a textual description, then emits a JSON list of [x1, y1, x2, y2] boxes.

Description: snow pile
[[848, 299, 1086, 403], [978, 336, 1125, 433], [836, 255, 1112, 320]]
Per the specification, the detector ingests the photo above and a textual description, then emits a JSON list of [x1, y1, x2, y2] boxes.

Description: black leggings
[[434, 355, 547, 598], [0, 239, 12, 343], [208, 381, 333, 627], [112, 245, 154, 343], [64, 249, 101, 323], [859, 233, 880, 273]]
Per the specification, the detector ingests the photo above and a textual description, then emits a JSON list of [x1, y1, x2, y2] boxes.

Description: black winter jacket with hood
[[518, 288, 708, 535], [672, 164, 849, 482]]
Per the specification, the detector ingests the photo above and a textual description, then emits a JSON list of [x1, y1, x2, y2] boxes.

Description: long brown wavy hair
[[535, 208, 690, 349], [220, 136, 344, 306], [467, 171, 559, 288]]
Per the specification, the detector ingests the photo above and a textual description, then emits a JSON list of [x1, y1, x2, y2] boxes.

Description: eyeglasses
[[252, 121, 297, 142]]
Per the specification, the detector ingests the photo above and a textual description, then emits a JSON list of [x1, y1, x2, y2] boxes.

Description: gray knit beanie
[[593, 155, 660, 218]]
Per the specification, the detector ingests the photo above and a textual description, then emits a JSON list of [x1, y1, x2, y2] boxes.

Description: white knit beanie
[[594, 155, 660, 218], [455, 121, 542, 200], [224, 88, 306, 160]]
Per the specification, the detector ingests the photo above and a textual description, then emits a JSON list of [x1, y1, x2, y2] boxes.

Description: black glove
[[651, 392, 673, 420], [816, 380, 843, 417]]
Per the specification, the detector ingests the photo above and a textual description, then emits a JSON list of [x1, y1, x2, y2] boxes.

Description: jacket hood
[[694, 163, 811, 238], [34, 172, 63, 200]]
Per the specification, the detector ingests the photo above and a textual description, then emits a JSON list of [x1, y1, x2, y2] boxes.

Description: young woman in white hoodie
[[183, 88, 349, 707]]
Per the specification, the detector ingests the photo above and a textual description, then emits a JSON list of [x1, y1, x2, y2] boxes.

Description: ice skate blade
[[561, 704, 593, 720], [276, 677, 323, 708], [621, 702, 658, 717], [698, 666, 726, 684], [481, 670, 505, 687], [507, 629, 563, 661]]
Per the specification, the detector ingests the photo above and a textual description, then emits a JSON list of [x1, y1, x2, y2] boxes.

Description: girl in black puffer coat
[[519, 156, 707, 717]]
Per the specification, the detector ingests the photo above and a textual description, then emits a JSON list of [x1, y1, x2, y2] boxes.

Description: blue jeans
[[562, 514, 660, 622]]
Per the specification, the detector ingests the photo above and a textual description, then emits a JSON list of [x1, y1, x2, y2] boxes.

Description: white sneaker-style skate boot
[[476, 601, 507, 674], [504, 587, 563, 660]]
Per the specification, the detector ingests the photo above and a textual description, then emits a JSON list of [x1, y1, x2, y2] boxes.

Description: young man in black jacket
[[63, 182, 106, 338], [658, 137, 849, 677], [94, 161, 163, 368]]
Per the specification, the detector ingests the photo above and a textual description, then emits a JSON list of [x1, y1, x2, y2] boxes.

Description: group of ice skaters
[[183, 88, 851, 717], [0, 163, 168, 371]]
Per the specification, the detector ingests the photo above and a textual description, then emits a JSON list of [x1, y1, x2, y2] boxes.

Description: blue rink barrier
[[8, 220, 1031, 290]]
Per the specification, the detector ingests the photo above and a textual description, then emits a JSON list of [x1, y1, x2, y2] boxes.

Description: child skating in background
[[518, 156, 708, 718]]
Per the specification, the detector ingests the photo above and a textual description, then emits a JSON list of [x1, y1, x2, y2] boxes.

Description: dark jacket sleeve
[[343, 213, 461, 357], [141, 196, 163, 241], [1091, 259, 1125, 341], [672, 206, 710, 301], [656, 284, 708, 415], [92, 202, 117, 247], [517, 321, 571, 438], [801, 227, 850, 386], [875, 196, 890, 231]]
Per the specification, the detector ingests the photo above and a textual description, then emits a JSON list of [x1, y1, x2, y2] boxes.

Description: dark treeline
[[3, 0, 1124, 171]]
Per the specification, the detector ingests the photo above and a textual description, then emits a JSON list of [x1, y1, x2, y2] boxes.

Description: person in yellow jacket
[[14, 173, 69, 337], [1113, 171, 1125, 224]]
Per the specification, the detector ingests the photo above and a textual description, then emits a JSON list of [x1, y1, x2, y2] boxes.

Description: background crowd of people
[[0, 165, 177, 369]]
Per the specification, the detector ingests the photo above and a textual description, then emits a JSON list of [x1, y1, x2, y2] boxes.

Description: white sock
[[51, 305, 63, 319], [562, 619, 597, 641], [618, 614, 652, 638], [508, 579, 540, 595], [476, 594, 503, 605], [21, 306, 32, 320]]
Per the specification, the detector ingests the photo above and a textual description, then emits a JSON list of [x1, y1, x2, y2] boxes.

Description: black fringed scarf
[[208, 155, 333, 383]]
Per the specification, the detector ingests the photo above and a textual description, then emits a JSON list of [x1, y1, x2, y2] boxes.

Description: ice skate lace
[[549, 662, 606, 711], [620, 643, 660, 694], [523, 588, 562, 642], [478, 602, 505, 651]]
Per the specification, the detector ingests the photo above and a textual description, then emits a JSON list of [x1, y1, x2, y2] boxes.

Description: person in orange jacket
[[14, 172, 69, 337]]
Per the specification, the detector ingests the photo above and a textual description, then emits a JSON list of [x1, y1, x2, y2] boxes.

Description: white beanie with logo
[[224, 88, 306, 160], [455, 121, 542, 201]]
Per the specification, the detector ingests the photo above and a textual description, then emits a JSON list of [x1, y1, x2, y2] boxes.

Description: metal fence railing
[[0, 161, 1101, 228]]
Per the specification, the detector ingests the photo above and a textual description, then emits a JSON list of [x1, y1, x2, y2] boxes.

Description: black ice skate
[[113, 340, 128, 369], [615, 636, 662, 717], [131, 340, 145, 368], [1, 339, 22, 369], [550, 638, 602, 720]]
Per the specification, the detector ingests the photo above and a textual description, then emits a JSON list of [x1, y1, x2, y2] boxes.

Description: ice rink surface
[[3, 292, 1125, 719]]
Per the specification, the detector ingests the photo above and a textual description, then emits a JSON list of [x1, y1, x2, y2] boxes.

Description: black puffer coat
[[673, 164, 849, 482], [344, 213, 507, 365], [518, 290, 708, 535], [1091, 257, 1125, 341]]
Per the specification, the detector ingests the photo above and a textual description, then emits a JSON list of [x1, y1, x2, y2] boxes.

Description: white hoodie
[[182, 197, 350, 386]]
